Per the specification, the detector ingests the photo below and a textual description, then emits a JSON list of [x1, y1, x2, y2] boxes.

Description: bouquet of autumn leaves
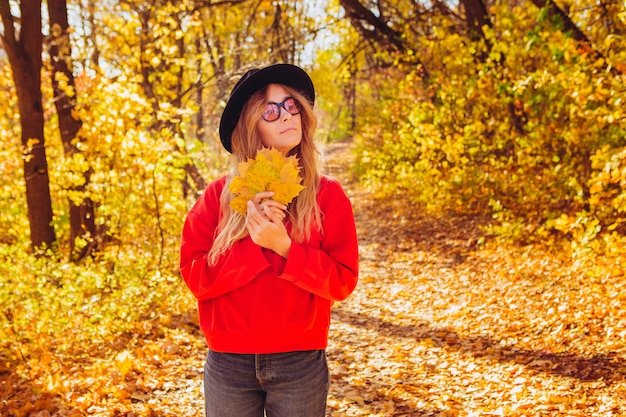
[[228, 147, 305, 215]]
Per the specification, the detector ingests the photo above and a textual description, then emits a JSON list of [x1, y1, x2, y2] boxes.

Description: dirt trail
[[322, 139, 626, 416]]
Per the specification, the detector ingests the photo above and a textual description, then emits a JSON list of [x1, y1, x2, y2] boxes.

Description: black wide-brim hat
[[218, 63, 315, 153]]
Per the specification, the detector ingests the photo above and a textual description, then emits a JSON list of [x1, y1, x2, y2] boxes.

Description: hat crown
[[230, 68, 260, 97]]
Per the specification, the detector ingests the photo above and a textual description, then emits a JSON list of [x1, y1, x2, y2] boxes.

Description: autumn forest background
[[1, 0, 625, 416]]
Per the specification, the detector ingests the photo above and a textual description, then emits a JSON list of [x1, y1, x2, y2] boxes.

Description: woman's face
[[257, 84, 303, 155]]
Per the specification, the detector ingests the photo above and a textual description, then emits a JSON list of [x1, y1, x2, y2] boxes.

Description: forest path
[[320, 138, 626, 416]]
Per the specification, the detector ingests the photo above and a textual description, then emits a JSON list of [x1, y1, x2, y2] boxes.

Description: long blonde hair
[[208, 84, 322, 265]]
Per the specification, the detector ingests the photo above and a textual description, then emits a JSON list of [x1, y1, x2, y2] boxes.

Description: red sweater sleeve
[[278, 176, 359, 301], [179, 177, 272, 300]]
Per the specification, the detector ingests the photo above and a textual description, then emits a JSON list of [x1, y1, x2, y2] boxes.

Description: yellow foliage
[[229, 147, 305, 215]]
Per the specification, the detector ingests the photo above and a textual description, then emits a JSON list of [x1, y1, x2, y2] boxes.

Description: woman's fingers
[[252, 191, 275, 205], [248, 201, 285, 226], [263, 204, 286, 220], [252, 191, 287, 210], [246, 200, 264, 225], [246, 200, 290, 255], [250, 191, 287, 222]]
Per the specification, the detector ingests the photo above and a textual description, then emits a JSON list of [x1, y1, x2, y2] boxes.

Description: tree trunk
[[47, 0, 97, 261], [462, 0, 491, 40], [0, 0, 56, 250], [461, 0, 494, 63]]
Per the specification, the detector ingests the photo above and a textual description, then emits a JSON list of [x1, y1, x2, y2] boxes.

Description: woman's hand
[[245, 192, 292, 258], [251, 191, 287, 221]]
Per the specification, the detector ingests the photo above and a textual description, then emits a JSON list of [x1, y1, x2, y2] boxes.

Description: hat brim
[[218, 64, 315, 153]]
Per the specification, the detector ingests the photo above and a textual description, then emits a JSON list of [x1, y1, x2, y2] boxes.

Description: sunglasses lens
[[262, 103, 281, 122], [283, 98, 302, 115]]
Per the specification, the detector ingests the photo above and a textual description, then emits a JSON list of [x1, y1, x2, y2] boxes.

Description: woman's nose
[[280, 107, 292, 121]]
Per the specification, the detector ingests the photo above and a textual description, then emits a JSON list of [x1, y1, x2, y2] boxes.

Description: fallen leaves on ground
[[324, 140, 626, 417], [2, 139, 625, 416]]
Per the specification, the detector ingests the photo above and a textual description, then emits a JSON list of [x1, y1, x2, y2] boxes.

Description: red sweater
[[180, 175, 359, 354]]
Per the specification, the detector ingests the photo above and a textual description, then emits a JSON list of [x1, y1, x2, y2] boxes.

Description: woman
[[179, 63, 359, 417]]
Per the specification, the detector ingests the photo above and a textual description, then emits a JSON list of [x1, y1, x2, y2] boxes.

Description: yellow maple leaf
[[228, 147, 305, 215]]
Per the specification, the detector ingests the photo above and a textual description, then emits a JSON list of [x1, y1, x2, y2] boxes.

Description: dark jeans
[[204, 349, 330, 417]]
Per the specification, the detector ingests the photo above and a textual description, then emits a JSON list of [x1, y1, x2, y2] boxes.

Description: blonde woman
[[179, 64, 359, 417]]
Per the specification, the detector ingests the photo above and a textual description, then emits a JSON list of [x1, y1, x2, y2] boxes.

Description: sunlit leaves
[[352, 0, 626, 271], [64, 75, 189, 263], [0, 63, 27, 245]]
